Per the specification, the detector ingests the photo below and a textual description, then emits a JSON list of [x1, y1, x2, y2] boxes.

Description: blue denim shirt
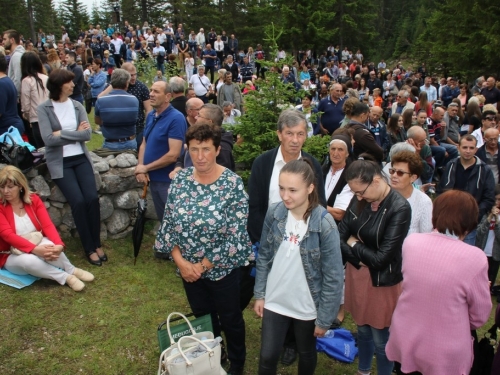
[[254, 202, 344, 329]]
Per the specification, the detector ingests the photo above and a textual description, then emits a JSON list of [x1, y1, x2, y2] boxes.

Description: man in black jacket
[[476, 127, 500, 184], [245, 109, 327, 366], [65, 51, 84, 103], [438, 134, 496, 245]]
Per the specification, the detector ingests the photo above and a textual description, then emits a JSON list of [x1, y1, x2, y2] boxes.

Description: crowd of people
[[1, 22, 500, 375]]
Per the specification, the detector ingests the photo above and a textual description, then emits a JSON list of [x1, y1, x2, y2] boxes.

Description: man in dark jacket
[[438, 134, 496, 245], [65, 51, 84, 103], [365, 106, 390, 160], [245, 109, 327, 366], [476, 127, 500, 183], [346, 102, 384, 162]]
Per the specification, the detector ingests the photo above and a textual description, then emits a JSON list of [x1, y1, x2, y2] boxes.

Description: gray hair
[[397, 90, 409, 99], [110, 69, 131, 89], [389, 142, 415, 160], [277, 109, 307, 132], [222, 101, 233, 108], [169, 76, 186, 94], [201, 103, 223, 126]]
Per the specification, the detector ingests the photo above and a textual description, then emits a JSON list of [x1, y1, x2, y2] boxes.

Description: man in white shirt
[[196, 28, 206, 49], [420, 76, 437, 104], [157, 29, 167, 47], [110, 33, 123, 68], [189, 65, 212, 103], [378, 60, 386, 70]]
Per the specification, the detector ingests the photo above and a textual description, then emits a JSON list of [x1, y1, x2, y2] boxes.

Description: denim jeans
[[183, 268, 246, 369], [357, 324, 393, 375], [440, 142, 459, 164], [102, 139, 137, 151], [430, 145, 445, 169], [150, 181, 170, 220], [52, 154, 101, 256], [259, 309, 317, 375], [463, 228, 477, 246]]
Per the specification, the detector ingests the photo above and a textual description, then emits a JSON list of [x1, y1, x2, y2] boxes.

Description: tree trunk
[[27, 0, 36, 42]]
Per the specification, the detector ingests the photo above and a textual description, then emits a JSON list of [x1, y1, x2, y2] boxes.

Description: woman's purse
[[157, 336, 226, 375], [11, 232, 43, 255], [0, 133, 35, 173]]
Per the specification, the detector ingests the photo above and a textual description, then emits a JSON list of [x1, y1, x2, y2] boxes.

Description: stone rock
[[48, 206, 62, 227], [44, 201, 50, 209], [105, 155, 115, 161], [109, 158, 118, 168], [89, 151, 103, 163], [123, 153, 138, 166], [105, 209, 130, 234], [100, 222, 108, 241], [113, 190, 139, 210], [108, 225, 133, 240], [94, 171, 102, 191], [99, 195, 114, 221], [58, 224, 72, 239], [26, 168, 38, 178], [30, 175, 50, 199], [61, 205, 76, 229], [99, 168, 142, 193], [50, 201, 64, 209], [93, 161, 110, 172], [145, 193, 158, 220], [115, 154, 132, 168], [50, 185, 67, 203]]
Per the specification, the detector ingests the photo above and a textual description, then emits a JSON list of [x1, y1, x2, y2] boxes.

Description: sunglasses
[[485, 116, 496, 121], [389, 168, 412, 177]]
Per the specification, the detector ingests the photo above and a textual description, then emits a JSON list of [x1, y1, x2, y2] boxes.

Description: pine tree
[[58, 0, 90, 40]]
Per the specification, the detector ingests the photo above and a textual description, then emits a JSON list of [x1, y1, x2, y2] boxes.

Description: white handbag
[[165, 312, 214, 345], [157, 335, 226, 375]]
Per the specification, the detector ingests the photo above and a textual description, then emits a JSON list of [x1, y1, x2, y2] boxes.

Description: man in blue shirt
[[94, 69, 139, 150], [317, 83, 345, 135], [134, 81, 187, 224], [202, 44, 217, 83]]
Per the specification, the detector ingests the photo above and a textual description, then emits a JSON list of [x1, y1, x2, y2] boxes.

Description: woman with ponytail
[[254, 158, 344, 375]]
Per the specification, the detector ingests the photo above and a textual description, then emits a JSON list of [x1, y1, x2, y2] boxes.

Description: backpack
[[256, 51, 264, 60]]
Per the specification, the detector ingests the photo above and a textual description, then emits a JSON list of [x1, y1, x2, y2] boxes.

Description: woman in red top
[[0, 166, 94, 291]]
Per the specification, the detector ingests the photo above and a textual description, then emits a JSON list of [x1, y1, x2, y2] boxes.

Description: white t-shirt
[[51, 100, 84, 157], [189, 74, 211, 96], [157, 33, 166, 44], [268, 146, 302, 206], [110, 38, 123, 54], [264, 211, 316, 320]]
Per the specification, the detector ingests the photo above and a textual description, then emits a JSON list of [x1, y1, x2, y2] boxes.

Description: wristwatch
[[200, 261, 209, 273]]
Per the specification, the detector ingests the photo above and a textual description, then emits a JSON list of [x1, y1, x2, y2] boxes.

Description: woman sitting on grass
[[0, 166, 94, 291]]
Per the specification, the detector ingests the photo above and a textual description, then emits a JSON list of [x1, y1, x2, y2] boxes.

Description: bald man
[[407, 126, 435, 182], [477, 127, 500, 183], [185, 97, 204, 127]]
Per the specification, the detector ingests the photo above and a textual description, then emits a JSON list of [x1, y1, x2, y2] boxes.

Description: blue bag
[[316, 328, 358, 363], [0, 126, 35, 151]]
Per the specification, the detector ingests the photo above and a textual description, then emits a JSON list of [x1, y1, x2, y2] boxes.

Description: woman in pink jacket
[[386, 190, 492, 375]]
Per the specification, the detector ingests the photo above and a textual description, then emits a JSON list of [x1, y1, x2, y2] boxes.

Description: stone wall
[[24, 152, 159, 240]]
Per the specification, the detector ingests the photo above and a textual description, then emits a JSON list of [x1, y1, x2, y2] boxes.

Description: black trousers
[[183, 268, 246, 368], [53, 154, 101, 256], [29, 122, 45, 149]]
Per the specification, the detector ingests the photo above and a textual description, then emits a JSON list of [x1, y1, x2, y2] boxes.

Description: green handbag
[[157, 312, 214, 352]]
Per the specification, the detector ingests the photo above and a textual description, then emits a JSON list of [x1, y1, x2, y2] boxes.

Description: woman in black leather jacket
[[338, 157, 411, 375]]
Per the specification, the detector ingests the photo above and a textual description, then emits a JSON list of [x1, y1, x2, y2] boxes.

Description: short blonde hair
[[0, 166, 33, 204], [483, 103, 498, 114]]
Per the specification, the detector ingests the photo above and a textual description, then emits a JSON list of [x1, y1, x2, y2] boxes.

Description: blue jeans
[[183, 268, 246, 369], [52, 154, 101, 256], [150, 181, 170, 220], [102, 139, 137, 151], [156, 61, 165, 75], [357, 324, 393, 375], [439, 142, 459, 164], [430, 145, 445, 169], [259, 309, 317, 375], [71, 94, 83, 104], [463, 228, 477, 246]]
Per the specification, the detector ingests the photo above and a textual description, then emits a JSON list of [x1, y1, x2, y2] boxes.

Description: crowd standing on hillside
[[1, 21, 500, 375]]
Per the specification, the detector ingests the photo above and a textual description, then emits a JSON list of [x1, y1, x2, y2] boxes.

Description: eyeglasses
[[389, 168, 412, 177], [350, 180, 373, 197], [484, 137, 498, 142], [485, 116, 496, 121]]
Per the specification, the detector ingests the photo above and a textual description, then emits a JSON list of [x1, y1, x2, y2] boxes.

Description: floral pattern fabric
[[154, 167, 252, 281]]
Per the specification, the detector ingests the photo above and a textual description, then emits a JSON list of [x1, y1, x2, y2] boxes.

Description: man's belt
[[104, 135, 136, 143]]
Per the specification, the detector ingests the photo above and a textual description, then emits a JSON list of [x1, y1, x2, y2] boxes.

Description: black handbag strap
[[198, 75, 210, 94]]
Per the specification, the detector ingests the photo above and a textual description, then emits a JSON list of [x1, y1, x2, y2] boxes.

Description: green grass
[[0, 221, 362, 374]]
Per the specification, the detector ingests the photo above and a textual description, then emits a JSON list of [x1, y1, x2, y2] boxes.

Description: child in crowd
[[254, 159, 343, 375]]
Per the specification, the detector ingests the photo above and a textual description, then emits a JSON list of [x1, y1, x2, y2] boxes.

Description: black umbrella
[[133, 184, 148, 265]]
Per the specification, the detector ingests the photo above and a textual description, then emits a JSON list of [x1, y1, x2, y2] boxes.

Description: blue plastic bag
[[0, 126, 35, 151], [316, 328, 358, 363]]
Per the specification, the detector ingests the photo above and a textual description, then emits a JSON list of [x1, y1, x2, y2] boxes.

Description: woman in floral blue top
[[155, 123, 251, 375]]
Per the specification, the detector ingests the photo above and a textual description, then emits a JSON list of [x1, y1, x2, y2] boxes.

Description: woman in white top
[[20, 52, 49, 149], [254, 159, 343, 375], [383, 73, 396, 99], [388, 150, 433, 234], [184, 51, 195, 82], [38, 69, 105, 266], [214, 35, 224, 64]]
